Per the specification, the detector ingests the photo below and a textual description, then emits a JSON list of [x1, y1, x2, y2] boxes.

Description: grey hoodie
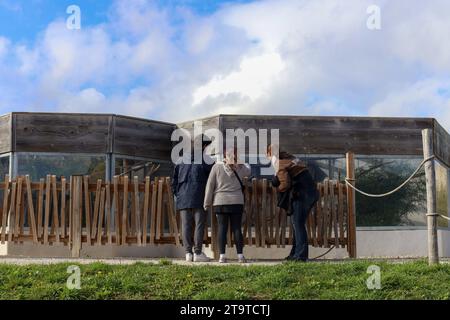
[[204, 162, 251, 209]]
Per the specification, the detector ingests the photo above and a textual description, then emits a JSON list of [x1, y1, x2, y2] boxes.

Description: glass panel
[[0, 155, 9, 181], [0, 155, 9, 206], [436, 161, 449, 228], [354, 157, 426, 227], [298, 156, 346, 182], [114, 158, 173, 181], [17, 154, 106, 181], [247, 155, 273, 178], [247, 154, 346, 180]]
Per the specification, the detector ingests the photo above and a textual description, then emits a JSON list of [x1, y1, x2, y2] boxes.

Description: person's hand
[[204, 205, 210, 212]]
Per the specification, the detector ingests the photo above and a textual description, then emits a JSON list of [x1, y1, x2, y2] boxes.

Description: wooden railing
[[0, 175, 353, 258]]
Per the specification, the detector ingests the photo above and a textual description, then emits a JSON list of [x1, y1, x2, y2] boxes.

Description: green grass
[[0, 260, 449, 299]]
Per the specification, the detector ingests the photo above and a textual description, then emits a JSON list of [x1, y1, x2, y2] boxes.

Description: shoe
[[284, 255, 295, 261], [193, 252, 210, 262], [185, 253, 193, 262], [219, 256, 227, 263], [238, 256, 247, 263]]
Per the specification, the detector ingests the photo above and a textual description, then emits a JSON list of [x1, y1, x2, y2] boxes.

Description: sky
[[0, 0, 450, 129]]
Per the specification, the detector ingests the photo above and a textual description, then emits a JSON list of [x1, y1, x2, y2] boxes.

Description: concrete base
[[356, 228, 450, 258], [2, 243, 185, 259]]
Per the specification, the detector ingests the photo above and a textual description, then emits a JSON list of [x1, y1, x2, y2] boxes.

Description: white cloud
[[369, 79, 450, 128], [1, 0, 450, 131], [193, 52, 285, 106], [59, 88, 106, 113]]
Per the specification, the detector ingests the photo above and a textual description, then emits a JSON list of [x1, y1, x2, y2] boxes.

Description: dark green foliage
[[355, 159, 426, 226]]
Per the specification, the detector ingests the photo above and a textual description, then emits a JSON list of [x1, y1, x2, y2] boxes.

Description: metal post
[[422, 129, 439, 265], [9, 152, 17, 179], [106, 153, 112, 182]]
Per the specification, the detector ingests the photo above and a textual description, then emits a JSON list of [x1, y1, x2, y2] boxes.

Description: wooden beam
[[1, 176, 9, 243], [345, 152, 357, 258], [422, 129, 439, 265], [71, 176, 82, 258], [133, 176, 141, 246], [25, 175, 38, 244]]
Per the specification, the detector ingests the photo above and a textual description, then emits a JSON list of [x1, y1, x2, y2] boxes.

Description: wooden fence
[[0, 174, 354, 258]]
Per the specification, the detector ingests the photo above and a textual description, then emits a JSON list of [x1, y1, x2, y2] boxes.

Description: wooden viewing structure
[[1, 112, 449, 261], [0, 173, 355, 259]]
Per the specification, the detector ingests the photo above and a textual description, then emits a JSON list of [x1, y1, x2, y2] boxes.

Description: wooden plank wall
[[0, 114, 12, 154], [10, 113, 176, 162], [219, 115, 435, 156], [7, 113, 450, 162], [113, 115, 175, 160], [13, 113, 112, 153], [433, 119, 450, 168]]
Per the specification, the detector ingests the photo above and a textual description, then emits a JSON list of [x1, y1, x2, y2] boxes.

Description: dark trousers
[[180, 208, 206, 254], [216, 213, 244, 255], [289, 199, 311, 260]]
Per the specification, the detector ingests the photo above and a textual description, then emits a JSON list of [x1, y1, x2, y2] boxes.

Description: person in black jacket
[[172, 134, 214, 262], [268, 146, 319, 262]]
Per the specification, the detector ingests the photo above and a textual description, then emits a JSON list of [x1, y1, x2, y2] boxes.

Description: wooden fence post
[[422, 129, 439, 265], [71, 176, 82, 258], [345, 152, 357, 258]]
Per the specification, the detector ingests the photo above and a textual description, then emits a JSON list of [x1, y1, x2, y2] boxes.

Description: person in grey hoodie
[[204, 148, 251, 263], [172, 135, 214, 262]]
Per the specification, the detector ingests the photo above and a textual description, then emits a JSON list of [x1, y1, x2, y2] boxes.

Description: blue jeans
[[289, 199, 310, 260]]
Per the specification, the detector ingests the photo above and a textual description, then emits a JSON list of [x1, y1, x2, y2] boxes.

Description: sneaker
[[238, 256, 247, 263], [193, 252, 210, 262], [185, 253, 193, 262], [219, 256, 227, 263]]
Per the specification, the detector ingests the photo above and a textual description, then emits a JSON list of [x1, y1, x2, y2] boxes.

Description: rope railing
[[345, 155, 450, 221], [344, 155, 435, 198]]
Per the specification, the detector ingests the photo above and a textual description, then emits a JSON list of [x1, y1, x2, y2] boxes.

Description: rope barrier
[[427, 213, 450, 221], [310, 245, 336, 260], [344, 155, 450, 224], [344, 155, 435, 198]]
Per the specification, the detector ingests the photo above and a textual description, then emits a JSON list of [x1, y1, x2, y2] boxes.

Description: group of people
[[171, 136, 319, 263]]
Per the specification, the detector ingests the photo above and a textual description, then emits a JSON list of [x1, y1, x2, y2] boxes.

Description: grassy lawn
[[0, 259, 449, 300]]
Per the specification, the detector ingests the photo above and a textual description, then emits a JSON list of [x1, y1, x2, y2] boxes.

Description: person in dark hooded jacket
[[172, 135, 214, 262]]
